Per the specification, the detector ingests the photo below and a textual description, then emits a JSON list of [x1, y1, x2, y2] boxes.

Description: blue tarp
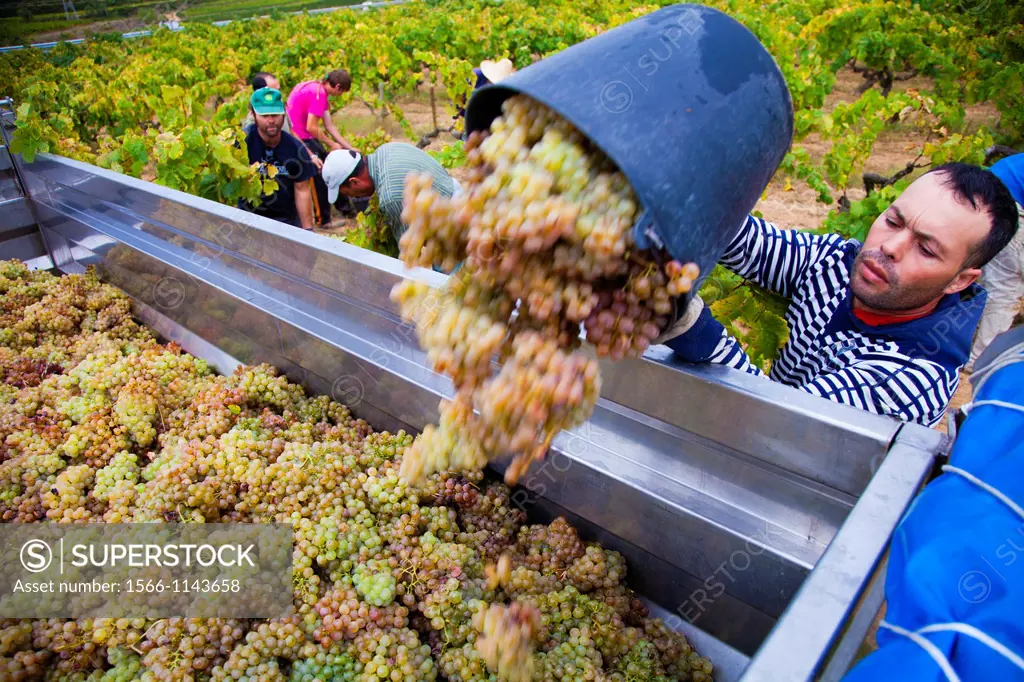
[[843, 332, 1024, 681]]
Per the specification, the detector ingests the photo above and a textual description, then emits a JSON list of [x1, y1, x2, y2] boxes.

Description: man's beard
[[257, 122, 281, 140], [851, 249, 948, 311]]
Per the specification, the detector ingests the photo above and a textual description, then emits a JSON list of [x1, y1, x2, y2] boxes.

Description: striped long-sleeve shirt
[[665, 215, 988, 427], [366, 142, 456, 243]]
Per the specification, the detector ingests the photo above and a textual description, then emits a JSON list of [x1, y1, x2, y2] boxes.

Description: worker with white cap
[[454, 58, 517, 132], [322, 142, 460, 246], [478, 58, 516, 85]]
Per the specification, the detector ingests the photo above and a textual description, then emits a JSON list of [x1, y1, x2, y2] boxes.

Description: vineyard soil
[[754, 68, 1000, 231]]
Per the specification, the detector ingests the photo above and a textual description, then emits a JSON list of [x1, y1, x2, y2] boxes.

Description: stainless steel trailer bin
[[0, 100, 948, 682]]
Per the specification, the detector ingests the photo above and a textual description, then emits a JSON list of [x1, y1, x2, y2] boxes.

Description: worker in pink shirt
[[286, 69, 357, 225]]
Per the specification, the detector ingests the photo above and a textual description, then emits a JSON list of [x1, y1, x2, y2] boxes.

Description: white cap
[[480, 58, 515, 84], [323, 149, 362, 203]]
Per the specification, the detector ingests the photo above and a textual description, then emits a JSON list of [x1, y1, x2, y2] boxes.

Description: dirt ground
[[29, 16, 153, 43], [754, 69, 1001, 231]]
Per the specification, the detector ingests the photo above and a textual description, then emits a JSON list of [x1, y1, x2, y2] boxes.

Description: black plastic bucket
[[465, 3, 794, 286]]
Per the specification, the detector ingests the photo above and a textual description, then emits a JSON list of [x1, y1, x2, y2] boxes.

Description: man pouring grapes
[[657, 163, 1020, 428]]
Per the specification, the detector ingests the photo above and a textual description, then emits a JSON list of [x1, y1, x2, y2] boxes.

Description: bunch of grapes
[[514, 517, 586, 574], [359, 430, 414, 469], [394, 94, 702, 489], [244, 617, 309, 661], [362, 461, 417, 516], [0, 621, 33, 658], [135, 617, 235, 679], [592, 585, 649, 625], [92, 450, 139, 501], [418, 576, 487, 649], [351, 626, 437, 682], [353, 562, 398, 607], [399, 332, 600, 488], [536, 637, 605, 681], [643, 619, 714, 682], [312, 586, 410, 645], [501, 567, 565, 601], [438, 643, 497, 682], [99, 647, 144, 682], [519, 586, 639, 663], [60, 408, 131, 467], [566, 545, 628, 593], [391, 277, 510, 392], [288, 649, 362, 682], [0, 649, 49, 681], [421, 471, 483, 510], [89, 618, 150, 650], [113, 378, 160, 447], [398, 398, 489, 486], [456, 481, 527, 557], [228, 364, 306, 414], [210, 640, 285, 682], [42, 463, 96, 522], [31, 619, 105, 675]]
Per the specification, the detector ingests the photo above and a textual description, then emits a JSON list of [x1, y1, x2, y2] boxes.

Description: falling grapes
[[471, 601, 541, 682], [394, 94, 701, 490]]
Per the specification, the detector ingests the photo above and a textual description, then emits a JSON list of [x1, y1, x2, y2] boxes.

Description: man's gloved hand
[[654, 295, 705, 345]]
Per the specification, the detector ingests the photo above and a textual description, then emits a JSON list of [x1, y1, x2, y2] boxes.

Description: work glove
[[654, 295, 705, 345]]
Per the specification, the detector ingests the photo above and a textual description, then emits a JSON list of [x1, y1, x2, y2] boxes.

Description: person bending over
[[286, 69, 355, 161], [286, 69, 357, 225], [658, 163, 1019, 427], [322, 142, 460, 245]]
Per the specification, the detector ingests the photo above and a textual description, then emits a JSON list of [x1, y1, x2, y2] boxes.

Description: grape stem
[[131, 619, 165, 655]]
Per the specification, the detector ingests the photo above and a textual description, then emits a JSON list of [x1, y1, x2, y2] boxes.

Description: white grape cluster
[[394, 94, 701, 490]]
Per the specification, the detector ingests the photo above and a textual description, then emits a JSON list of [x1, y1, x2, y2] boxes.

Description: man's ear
[[944, 267, 982, 295]]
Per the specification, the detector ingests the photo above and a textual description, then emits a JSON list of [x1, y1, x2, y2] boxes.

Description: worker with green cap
[[240, 87, 316, 230]]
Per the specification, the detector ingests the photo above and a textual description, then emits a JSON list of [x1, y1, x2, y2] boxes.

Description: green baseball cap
[[251, 87, 286, 115]]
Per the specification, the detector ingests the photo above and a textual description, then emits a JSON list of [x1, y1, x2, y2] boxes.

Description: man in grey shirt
[[322, 143, 461, 244]]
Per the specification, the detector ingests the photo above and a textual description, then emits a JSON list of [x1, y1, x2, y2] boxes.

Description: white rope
[[962, 399, 1024, 417], [970, 342, 1024, 397], [957, 341, 1024, 423], [875, 344, 1024, 680], [941, 465, 1024, 522], [917, 623, 1024, 672], [878, 620, 962, 682], [879, 621, 1024, 680]]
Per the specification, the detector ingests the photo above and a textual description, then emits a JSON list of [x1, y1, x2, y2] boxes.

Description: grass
[[181, 0, 363, 23], [0, 0, 366, 46], [0, 16, 92, 44]]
